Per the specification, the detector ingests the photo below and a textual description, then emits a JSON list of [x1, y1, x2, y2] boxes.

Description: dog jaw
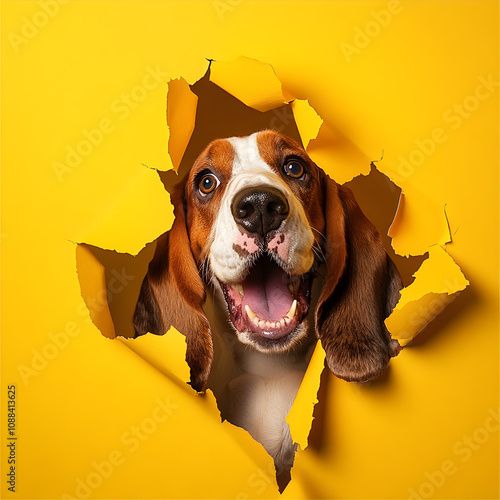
[[214, 249, 316, 352]]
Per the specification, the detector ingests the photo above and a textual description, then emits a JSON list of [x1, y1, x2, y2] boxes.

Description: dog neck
[[202, 274, 323, 489]]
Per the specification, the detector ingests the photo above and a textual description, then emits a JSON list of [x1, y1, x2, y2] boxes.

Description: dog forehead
[[228, 133, 274, 176], [190, 138, 235, 178]]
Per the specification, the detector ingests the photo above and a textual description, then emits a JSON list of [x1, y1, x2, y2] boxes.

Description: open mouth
[[219, 253, 314, 346]]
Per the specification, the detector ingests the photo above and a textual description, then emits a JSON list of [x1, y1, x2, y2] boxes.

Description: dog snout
[[232, 187, 289, 237]]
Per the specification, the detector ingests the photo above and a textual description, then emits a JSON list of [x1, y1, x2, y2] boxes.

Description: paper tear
[[386, 245, 469, 345], [73, 165, 174, 256], [76, 243, 116, 338], [286, 340, 326, 450], [290, 99, 323, 149], [74, 55, 470, 473], [443, 204, 452, 244], [306, 121, 372, 184], [118, 327, 191, 387], [344, 164, 426, 288], [388, 187, 452, 257], [166, 78, 198, 172], [210, 56, 288, 112], [75, 241, 157, 338]]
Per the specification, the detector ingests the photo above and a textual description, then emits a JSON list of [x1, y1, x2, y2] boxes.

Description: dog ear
[[133, 184, 213, 393], [315, 171, 403, 382]]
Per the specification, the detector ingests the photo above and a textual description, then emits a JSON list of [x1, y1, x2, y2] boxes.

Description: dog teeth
[[233, 284, 244, 296], [245, 305, 256, 321], [246, 301, 297, 331], [286, 299, 297, 319]]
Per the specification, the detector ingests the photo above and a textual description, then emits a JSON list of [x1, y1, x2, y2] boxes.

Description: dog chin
[[234, 321, 310, 353]]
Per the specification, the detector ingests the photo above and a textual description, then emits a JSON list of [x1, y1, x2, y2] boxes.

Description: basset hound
[[133, 129, 402, 486]]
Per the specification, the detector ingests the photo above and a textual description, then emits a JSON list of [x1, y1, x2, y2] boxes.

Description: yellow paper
[[210, 56, 287, 112], [2, 2, 497, 499], [286, 340, 326, 450], [386, 245, 470, 345], [74, 54, 470, 463], [166, 78, 198, 172], [291, 99, 323, 149]]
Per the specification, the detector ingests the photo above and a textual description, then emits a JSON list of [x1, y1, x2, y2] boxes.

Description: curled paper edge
[[385, 245, 469, 346], [76, 55, 470, 457]]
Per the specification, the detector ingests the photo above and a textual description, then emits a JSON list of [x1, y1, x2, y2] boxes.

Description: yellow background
[[1, 1, 498, 499]]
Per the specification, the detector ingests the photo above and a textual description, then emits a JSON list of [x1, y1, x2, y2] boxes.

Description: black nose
[[232, 187, 289, 237]]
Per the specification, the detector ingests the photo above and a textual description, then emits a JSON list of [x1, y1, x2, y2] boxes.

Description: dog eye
[[198, 173, 219, 195], [283, 160, 305, 179]]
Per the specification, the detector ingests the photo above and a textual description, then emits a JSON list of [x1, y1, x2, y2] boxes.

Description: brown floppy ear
[[315, 171, 403, 382], [133, 184, 213, 393]]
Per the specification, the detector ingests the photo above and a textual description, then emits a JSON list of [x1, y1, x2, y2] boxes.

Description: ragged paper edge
[[118, 327, 192, 387], [75, 55, 470, 455], [75, 243, 194, 385], [291, 99, 323, 150], [388, 190, 452, 257], [137, 75, 198, 174], [76, 243, 117, 338], [210, 55, 289, 112], [211, 56, 469, 446], [286, 340, 326, 450], [68, 78, 196, 255], [384, 190, 468, 344], [165, 77, 198, 172], [385, 245, 469, 346]]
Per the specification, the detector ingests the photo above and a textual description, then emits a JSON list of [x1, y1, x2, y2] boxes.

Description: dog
[[133, 129, 402, 486]]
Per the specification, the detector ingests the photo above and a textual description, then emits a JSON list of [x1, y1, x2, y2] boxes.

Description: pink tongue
[[241, 257, 293, 321]]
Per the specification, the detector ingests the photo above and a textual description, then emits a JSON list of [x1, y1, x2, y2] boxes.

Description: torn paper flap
[[388, 188, 452, 257], [76, 241, 157, 338], [286, 340, 326, 450], [74, 55, 471, 486], [305, 121, 372, 184], [385, 245, 469, 345], [76, 243, 117, 339], [210, 56, 288, 112], [291, 99, 323, 150], [74, 165, 174, 256], [166, 77, 198, 172], [118, 327, 191, 388]]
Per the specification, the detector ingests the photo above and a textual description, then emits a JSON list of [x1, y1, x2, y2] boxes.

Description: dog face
[[134, 130, 403, 392], [184, 131, 325, 353]]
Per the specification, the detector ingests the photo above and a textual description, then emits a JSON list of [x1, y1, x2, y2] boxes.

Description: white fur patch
[[228, 133, 274, 176], [209, 133, 315, 283]]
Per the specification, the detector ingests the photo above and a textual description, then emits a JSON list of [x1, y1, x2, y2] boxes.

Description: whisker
[[199, 256, 214, 286], [312, 243, 326, 262], [311, 226, 326, 241], [310, 226, 327, 263]]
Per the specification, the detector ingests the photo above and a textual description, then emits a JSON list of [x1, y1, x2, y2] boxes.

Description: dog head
[[133, 130, 402, 391]]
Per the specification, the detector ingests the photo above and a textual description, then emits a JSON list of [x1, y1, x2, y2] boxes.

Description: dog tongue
[[241, 257, 293, 321]]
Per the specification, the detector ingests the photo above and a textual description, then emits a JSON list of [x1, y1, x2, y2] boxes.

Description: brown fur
[[133, 186, 213, 392], [315, 172, 403, 381], [133, 130, 402, 391], [185, 139, 235, 263]]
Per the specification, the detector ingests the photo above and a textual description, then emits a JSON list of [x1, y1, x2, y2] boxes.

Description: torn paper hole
[[75, 56, 469, 491]]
